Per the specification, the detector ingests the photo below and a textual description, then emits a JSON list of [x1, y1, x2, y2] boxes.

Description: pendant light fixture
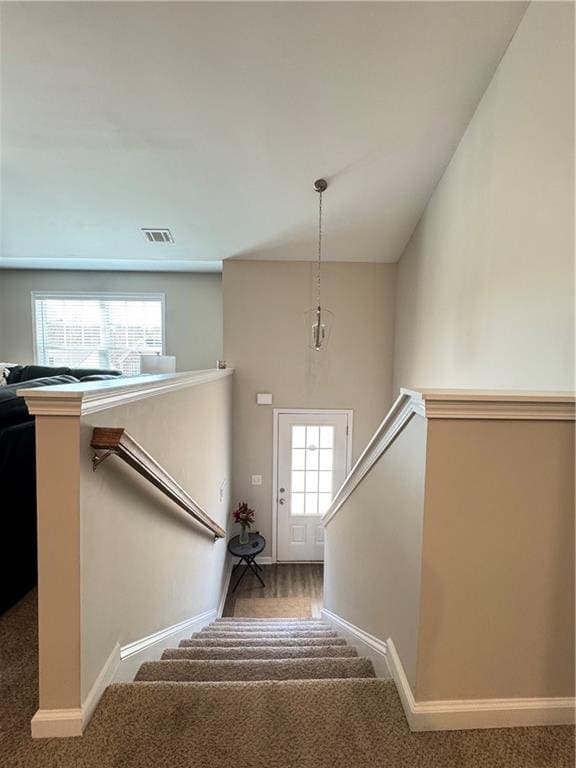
[[305, 178, 334, 351]]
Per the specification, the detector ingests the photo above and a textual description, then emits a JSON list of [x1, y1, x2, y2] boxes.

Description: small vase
[[239, 526, 250, 545]]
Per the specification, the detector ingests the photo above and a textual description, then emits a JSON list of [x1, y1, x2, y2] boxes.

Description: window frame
[[31, 290, 167, 373]]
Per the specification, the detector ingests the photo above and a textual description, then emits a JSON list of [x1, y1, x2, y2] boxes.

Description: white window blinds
[[32, 292, 165, 376]]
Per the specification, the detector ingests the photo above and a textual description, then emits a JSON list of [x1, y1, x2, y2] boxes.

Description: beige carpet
[[1, 592, 574, 768], [135, 657, 375, 681], [233, 596, 312, 617]]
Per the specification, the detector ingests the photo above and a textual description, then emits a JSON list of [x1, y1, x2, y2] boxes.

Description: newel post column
[[21, 390, 84, 738]]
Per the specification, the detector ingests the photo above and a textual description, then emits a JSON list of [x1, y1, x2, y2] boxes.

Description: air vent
[[142, 228, 174, 244]]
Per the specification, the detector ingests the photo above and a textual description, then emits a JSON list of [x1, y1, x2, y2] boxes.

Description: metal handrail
[[90, 427, 225, 539]]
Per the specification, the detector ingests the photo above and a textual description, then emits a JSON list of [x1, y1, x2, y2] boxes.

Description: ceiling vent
[[142, 228, 174, 244]]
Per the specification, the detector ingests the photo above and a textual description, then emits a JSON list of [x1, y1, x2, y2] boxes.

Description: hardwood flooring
[[222, 563, 324, 618]]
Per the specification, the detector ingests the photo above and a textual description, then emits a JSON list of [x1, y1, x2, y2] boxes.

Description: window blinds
[[32, 292, 164, 376]]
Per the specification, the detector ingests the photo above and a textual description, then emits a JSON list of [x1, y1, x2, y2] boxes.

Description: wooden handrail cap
[[91, 427, 126, 449]]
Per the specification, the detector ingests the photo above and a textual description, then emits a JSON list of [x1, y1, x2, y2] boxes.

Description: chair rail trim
[[19, 369, 234, 416], [322, 388, 576, 526], [406, 388, 576, 421], [322, 391, 420, 526]]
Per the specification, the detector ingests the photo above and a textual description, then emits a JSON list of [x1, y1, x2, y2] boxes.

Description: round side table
[[227, 533, 266, 592]]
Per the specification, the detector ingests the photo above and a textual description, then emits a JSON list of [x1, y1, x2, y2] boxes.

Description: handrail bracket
[[92, 449, 116, 471]]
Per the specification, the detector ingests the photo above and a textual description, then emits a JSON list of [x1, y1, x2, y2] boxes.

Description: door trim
[[272, 408, 353, 563]]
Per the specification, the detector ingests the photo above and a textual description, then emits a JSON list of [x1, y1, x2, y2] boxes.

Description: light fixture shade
[[305, 307, 334, 351]]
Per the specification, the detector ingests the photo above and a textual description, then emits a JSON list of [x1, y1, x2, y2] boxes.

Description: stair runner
[[134, 617, 376, 682]]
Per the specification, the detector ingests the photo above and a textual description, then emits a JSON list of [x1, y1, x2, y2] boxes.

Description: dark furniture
[[228, 533, 266, 592], [6, 364, 122, 385], [0, 365, 122, 615]]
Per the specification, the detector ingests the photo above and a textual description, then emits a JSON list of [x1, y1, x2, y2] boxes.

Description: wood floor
[[222, 563, 324, 618]]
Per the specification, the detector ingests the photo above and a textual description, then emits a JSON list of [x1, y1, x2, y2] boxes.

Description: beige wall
[[223, 259, 396, 553], [0, 269, 222, 371], [417, 418, 575, 701], [393, 2, 574, 392], [80, 376, 232, 700], [323, 414, 427, 687], [31, 374, 232, 710], [323, 407, 575, 704]]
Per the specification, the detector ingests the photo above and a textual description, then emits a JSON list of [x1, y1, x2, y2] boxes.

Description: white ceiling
[[0, 1, 527, 272]]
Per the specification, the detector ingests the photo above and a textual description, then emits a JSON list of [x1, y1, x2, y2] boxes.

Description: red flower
[[233, 502, 255, 527]]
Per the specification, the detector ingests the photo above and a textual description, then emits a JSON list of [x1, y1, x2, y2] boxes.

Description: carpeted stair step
[[180, 637, 346, 647], [135, 657, 375, 682], [96, 679, 399, 767], [162, 645, 358, 660], [209, 623, 331, 630], [212, 616, 329, 627], [214, 617, 325, 621], [212, 619, 329, 626], [202, 624, 332, 633], [195, 629, 338, 639]]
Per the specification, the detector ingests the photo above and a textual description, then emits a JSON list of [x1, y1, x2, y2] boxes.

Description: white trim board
[[82, 642, 121, 729], [31, 708, 84, 739], [31, 607, 220, 738], [32, 643, 121, 739], [115, 608, 217, 682], [322, 386, 576, 527], [322, 393, 416, 526], [19, 368, 234, 416], [385, 638, 576, 731], [407, 388, 576, 421], [217, 557, 234, 617], [321, 607, 390, 679]]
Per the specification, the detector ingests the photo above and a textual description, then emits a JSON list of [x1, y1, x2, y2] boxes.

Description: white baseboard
[[31, 708, 84, 739], [33, 607, 219, 737], [321, 607, 390, 679], [31, 643, 121, 739], [386, 638, 576, 731], [115, 608, 217, 683], [82, 642, 121, 726], [32, 573, 230, 738], [217, 558, 234, 617]]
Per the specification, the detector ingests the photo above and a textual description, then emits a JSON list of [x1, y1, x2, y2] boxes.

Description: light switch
[[256, 393, 273, 405], [251, 475, 263, 486]]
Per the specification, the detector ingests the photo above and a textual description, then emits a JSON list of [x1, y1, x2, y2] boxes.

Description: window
[[32, 292, 165, 376], [290, 424, 334, 516]]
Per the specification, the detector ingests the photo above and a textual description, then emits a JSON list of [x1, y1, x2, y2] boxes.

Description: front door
[[275, 410, 351, 562]]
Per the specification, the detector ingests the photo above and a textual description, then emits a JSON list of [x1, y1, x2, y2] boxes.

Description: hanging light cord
[[316, 189, 323, 310]]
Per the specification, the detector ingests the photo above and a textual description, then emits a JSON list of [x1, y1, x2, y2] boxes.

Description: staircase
[[91, 617, 402, 766], [134, 617, 376, 682]]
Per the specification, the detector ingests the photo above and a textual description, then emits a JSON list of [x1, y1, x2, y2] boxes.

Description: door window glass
[[290, 425, 334, 516]]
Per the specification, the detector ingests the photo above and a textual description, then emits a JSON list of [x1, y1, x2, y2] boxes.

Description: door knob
[[278, 498, 285, 505]]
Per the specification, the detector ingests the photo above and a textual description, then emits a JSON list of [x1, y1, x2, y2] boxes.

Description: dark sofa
[[0, 365, 122, 614], [6, 364, 122, 385]]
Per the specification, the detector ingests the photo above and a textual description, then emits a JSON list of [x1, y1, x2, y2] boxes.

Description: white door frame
[[272, 408, 353, 563]]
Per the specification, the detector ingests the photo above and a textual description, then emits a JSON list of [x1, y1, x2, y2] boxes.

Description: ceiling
[[0, 1, 527, 272]]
